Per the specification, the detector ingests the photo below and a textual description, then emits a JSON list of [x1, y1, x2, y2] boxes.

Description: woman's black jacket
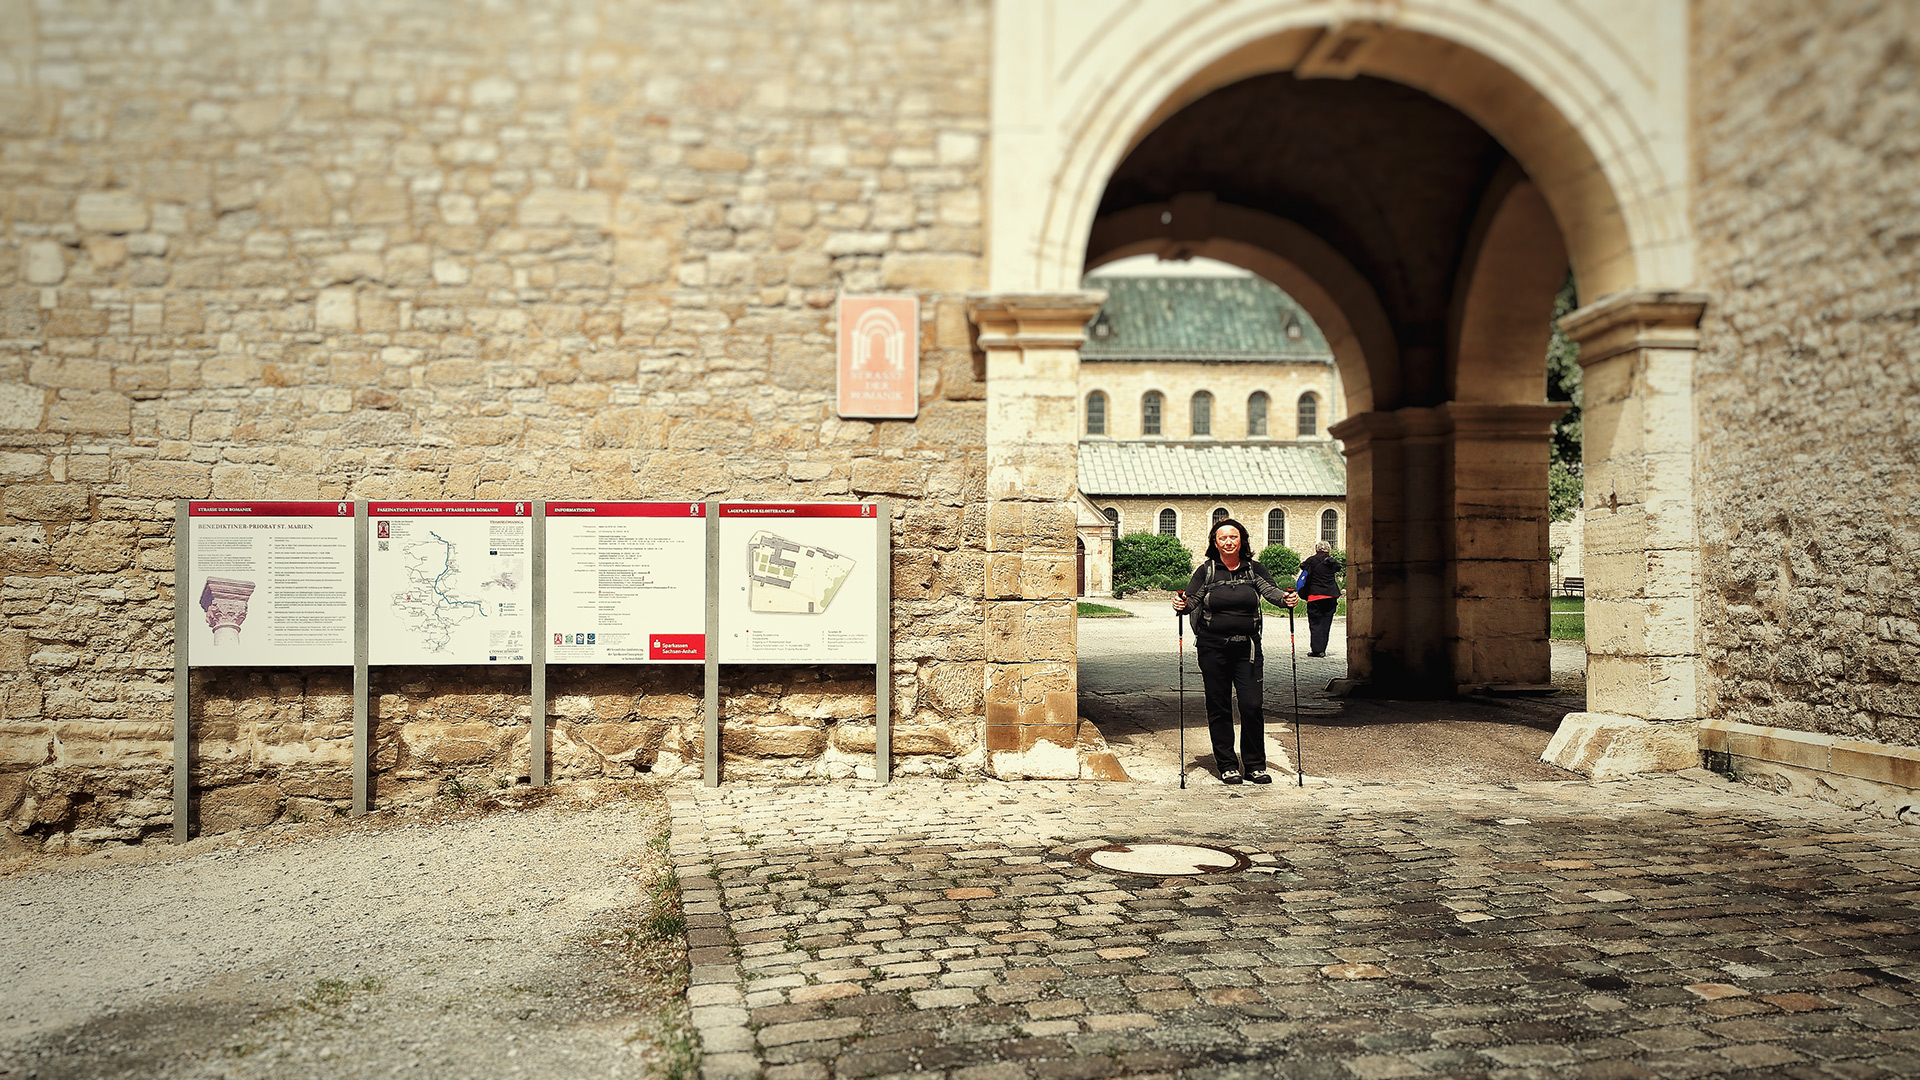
[[1298, 553, 1343, 600], [1182, 559, 1292, 648]]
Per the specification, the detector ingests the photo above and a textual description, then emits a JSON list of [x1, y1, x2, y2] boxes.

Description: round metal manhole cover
[[1075, 842, 1251, 877]]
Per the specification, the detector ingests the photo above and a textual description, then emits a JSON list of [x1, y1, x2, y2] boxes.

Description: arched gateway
[[969, 1, 1705, 776]]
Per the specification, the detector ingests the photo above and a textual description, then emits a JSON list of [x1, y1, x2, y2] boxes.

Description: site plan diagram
[[745, 531, 854, 614], [719, 505, 878, 663]]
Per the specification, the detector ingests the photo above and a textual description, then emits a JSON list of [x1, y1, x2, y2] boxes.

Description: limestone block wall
[[1692, 1, 1920, 747], [0, 0, 993, 847]]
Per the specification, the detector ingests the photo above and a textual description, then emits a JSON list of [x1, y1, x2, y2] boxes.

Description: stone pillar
[[967, 293, 1104, 779], [1543, 293, 1709, 777], [1442, 403, 1567, 690], [1329, 407, 1450, 695]]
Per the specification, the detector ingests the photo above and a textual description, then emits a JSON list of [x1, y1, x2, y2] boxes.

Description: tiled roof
[[1079, 275, 1333, 361], [1078, 441, 1347, 497]]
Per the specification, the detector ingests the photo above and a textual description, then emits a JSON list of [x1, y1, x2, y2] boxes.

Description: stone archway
[[977, 3, 1707, 775]]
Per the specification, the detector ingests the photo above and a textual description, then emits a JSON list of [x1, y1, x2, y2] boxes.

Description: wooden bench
[[1557, 576, 1585, 596]]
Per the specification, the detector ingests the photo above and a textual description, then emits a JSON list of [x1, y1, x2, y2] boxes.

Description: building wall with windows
[[1099, 496, 1344, 570], [1080, 362, 1338, 442]]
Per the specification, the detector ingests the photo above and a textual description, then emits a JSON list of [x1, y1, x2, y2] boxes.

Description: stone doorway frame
[[972, 1, 1708, 776]]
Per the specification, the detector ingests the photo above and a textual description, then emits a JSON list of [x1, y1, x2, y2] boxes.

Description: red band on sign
[[649, 634, 706, 660], [366, 502, 531, 516], [545, 502, 706, 518], [189, 501, 354, 517], [719, 503, 876, 518]]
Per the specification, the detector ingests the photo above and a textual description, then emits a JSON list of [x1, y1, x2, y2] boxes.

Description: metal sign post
[[875, 499, 891, 784], [171, 499, 190, 843], [352, 502, 370, 816], [530, 501, 547, 787], [703, 502, 721, 787]]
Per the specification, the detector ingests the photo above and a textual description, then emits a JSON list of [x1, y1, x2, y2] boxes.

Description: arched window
[[1085, 391, 1107, 436], [1158, 508, 1177, 536], [1297, 392, 1319, 438], [1191, 391, 1212, 436], [1321, 508, 1339, 545], [1267, 508, 1285, 549], [1142, 391, 1163, 436], [1211, 506, 1229, 525], [1102, 507, 1120, 534], [1247, 392, 1269, 437]]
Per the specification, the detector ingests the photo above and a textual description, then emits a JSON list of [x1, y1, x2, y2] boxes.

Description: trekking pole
[[1176, 600, 1186, 790], [1289, 602, 1303, 787]]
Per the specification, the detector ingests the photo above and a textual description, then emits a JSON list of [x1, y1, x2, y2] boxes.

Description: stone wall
[[0, 0, 994, 848], [1692, 0, 1920, 747]]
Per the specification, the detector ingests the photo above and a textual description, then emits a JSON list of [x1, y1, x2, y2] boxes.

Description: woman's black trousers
[[1196, 639, 1264, 773]]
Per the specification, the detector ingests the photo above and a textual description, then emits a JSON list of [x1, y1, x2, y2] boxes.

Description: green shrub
[[1113, 532, 1193, 592], [1257, 544, 1301, 583]]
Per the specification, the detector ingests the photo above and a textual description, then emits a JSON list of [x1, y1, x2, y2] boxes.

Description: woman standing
[[1171, 518, 1296, 784], [1297, 540, 1343, 658]]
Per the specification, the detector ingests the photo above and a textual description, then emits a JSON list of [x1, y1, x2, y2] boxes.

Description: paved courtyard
[[670, 776, 1920, 1080]]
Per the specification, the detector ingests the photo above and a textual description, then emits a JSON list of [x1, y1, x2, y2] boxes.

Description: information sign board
[[718, 503, 880, 664], [545, 502, 708, 664], [367, 502, 533, 665], [186, 501, 356, 667]]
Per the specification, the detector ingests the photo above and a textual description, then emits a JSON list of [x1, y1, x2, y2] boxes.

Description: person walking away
[[1171, 519, 1297, 784], [1298, 540, 1342, 658]]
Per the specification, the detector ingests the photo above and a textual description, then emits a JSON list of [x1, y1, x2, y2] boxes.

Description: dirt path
[[0, 784, 688, 1080]]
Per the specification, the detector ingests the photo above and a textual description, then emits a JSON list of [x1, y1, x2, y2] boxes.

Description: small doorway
[[1076, 538, 1087, 597]]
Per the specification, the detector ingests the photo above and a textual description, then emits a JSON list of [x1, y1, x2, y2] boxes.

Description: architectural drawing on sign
[[745, 531, 854, 614], [198, 577, 256, 644], [391, 531, 487, 653]]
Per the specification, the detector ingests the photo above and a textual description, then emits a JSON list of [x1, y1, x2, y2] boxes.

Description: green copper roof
[[1079, 441, 1347, 497], [1079, 275, 1333, 361]]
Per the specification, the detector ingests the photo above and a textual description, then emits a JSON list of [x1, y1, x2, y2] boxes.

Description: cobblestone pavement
[[669, 774, 1920, 1080]]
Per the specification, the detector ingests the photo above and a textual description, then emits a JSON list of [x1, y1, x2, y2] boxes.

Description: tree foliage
[[1546, 273, 1583, 522], [1112, 532, 1193, 593]]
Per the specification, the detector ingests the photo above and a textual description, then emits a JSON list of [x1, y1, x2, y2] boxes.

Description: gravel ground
[[0, 783, 689, 1080]]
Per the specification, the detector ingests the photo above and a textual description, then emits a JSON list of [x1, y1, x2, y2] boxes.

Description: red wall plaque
[[836, 295, 919, 419]]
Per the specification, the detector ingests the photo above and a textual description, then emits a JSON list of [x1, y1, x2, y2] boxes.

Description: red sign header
[[720, 503, 878, 519], [545, 502, 706, 518], [367, 502, 532, 516], [189, 501, 353, 517]]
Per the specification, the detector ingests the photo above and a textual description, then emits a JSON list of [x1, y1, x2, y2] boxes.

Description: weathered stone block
[[0, 384, 45, 430], [74, 191, 150, 233], [4, 484, 90, 521], [51, 722, 171, 765], [1542, 713, 1697, 780], [199, 782, 283, 834], [128, 460, 212, 499], [47, 391, 131, 434]]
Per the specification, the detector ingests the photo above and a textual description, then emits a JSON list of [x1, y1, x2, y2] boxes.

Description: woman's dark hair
[[1203, 518, 1252, 564]]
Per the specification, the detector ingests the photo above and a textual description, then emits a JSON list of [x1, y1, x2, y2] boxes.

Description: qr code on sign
[[378, 540, 389, 551]]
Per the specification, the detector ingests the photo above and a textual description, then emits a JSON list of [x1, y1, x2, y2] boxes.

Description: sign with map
[[718, 503, 880, 663], [368, 502, 532, 665], [545, 502, 707, 664], [185, 501, 356, 667]]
